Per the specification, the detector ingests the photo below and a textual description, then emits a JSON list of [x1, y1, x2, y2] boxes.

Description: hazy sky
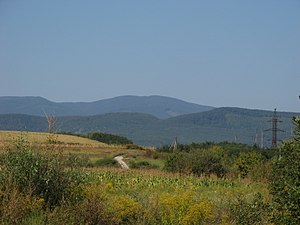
[[0, 0, 299, 112]]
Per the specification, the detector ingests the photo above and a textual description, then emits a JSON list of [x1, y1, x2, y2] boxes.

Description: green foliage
[[0, 136, 86, 208], [235, 151, 263, 178], [293, 116, 300, 139], [64, 153, 92, 168], [2, 107, 296, 147], [229, 193, 270, 225], [162, 142, 274, 181], [61, 131, 134, 145], [125, 143, 144, 150], [129, 160, 159, 169], [164, 152, 190, 174], [270, 118, 300, 224], [157, 192, 213, 224], [94, 158, 118, 167], [164, 147, 227, 177], [0, 132, 285, 224], [270, 117, 300, 224], [190, 147, 227, 177], [87, 132, 133, 145], [46, 184, 111, 225]]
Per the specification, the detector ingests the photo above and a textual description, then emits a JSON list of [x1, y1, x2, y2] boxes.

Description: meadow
[[0, 129, 299, 224]]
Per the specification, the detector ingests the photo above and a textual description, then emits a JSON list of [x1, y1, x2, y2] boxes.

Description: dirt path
[[114, 156, 129, 169]]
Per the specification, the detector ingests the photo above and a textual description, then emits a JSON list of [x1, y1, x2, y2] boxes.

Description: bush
[[94, 158, 118, 167], [235, 151, 263, 178], [229, 193, 270, 225], [129, 160, 158, 169], [269, 118, 300, 224], [164, 152, 191, 175], [48, 184, 112, 225], [270, 142, 300, 224], [190, 150, 227, 177], [157, 192, 214, 224], [0, 186, 45, 224], [0, 136, 85, 208], [164, 147, 227, 177], [109, 195, 147, 224]]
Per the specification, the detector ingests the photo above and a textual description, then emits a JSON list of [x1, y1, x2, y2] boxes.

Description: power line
[[265, 108, 284, 148]]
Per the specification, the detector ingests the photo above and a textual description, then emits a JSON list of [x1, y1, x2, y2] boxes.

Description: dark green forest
[[0, 107, 297, 146]]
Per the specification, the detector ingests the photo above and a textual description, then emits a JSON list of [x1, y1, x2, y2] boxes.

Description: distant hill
[[0, 108, 298, 147], [0, 95, 214, 119]]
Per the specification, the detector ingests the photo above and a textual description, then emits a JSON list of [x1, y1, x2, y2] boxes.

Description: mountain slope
[[0, 108, 297, 146], [0, 95, 214, 119]]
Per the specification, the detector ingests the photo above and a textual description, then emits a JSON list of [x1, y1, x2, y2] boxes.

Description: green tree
[[190, 147, 227, 177], [235, 151, 263, 178], [164, 152, 191, 175], [164, 147, 227, 177], [270, 117, 300, 224]]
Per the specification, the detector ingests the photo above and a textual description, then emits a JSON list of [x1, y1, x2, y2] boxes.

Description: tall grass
[[0, 134, 273, 224]]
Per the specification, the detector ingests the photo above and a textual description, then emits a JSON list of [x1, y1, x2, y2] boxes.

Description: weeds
[[0, 133, 276, 224]]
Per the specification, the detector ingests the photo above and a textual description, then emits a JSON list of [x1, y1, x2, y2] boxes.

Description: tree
[[270, 117, 300, 224], [44, 112, 57, 133], [235, 151, 263, 178]]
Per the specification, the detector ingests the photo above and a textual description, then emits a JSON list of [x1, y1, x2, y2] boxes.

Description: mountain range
[[0, 96, 214, 119], [0, 95, 298, 147]]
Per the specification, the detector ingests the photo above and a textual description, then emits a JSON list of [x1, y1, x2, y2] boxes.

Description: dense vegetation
[[0, 107, 296, 146], [61, 131, 133, 145], [0, 117, 299, 224], [161, 142, 275, 180], [269, 117, 300, 224]]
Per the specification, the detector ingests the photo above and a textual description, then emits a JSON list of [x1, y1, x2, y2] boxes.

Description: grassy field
[[0, 130, 161, 165], [0, 130, 273, 224]]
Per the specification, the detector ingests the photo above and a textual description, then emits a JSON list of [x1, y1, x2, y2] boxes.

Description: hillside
[[0, 130, 107, 149], [0, 95, 214, 119], [0, 108, 298, 147]]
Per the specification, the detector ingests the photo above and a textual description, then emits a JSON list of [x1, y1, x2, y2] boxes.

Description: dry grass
[[0, 130, 106, 147], [0, 130, 148, 162]]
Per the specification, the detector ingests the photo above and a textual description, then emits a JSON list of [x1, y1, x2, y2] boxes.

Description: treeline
[[61, 132, 133, 145], [160, 142, 277, 180]]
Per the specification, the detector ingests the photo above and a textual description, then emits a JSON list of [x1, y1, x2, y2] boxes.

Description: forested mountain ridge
[[0, 107, 297, 146], [0, 95, 214, 119]]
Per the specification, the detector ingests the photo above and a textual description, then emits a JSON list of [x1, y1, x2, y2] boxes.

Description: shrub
[[235, 151, 263, 178], [164, 147, 227, 177], [94, 158, 118, 167], [0, 136, 86, 208], [270, 145, 300, 224], [0, 186, 44, 224], [157, 192, 213, 225], [269, 117, 300, 224], [190, 150, 227, 177], [44, 184, 110, 225], [109, 195, 147, 224], [229, 193, 270, 225], [129, 160, 159, 169], [164, 152, 191, 174]]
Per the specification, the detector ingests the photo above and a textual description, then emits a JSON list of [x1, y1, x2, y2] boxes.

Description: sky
[[0, 0, 299, 112]]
